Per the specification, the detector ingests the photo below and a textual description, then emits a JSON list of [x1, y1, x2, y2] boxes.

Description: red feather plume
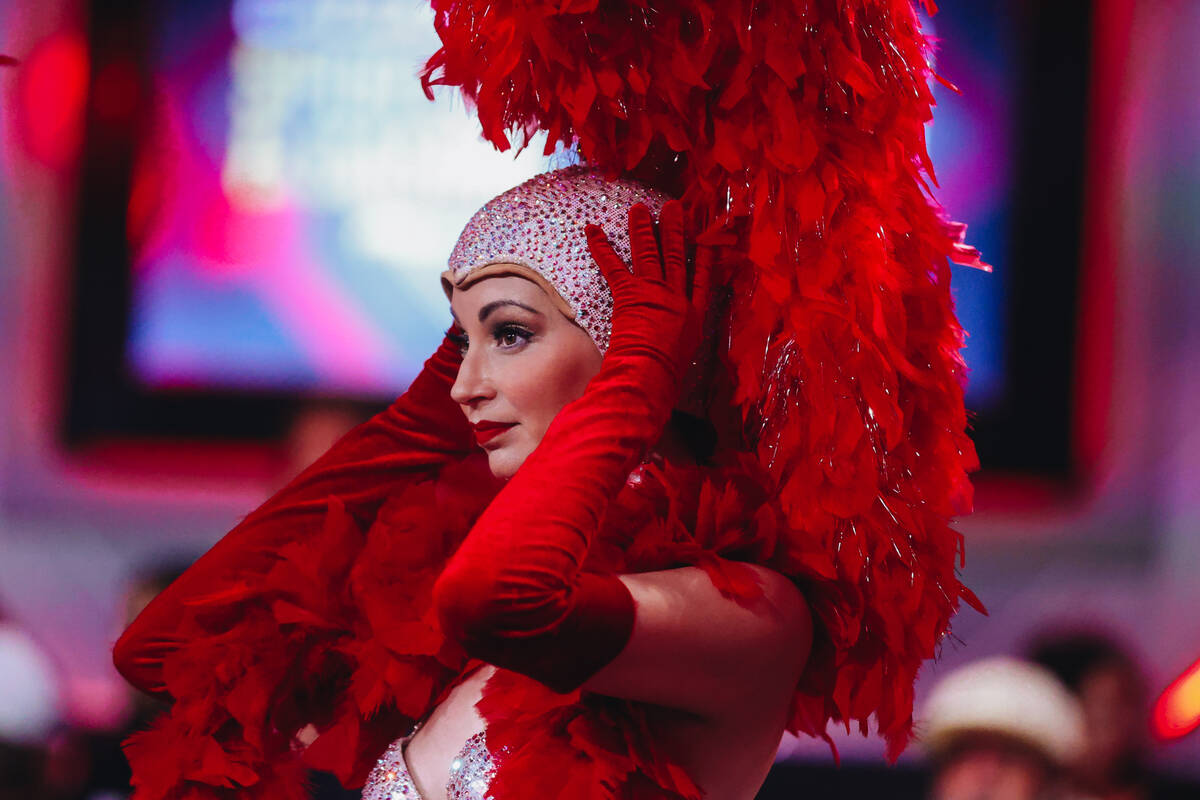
[[423, 0, 986, 757]]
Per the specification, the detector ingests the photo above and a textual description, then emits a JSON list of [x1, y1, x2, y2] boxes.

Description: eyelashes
[[494, 322, 533, 349], [451, 321, 534, 356]]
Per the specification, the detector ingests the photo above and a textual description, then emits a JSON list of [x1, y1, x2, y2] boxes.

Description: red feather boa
[[126, 454, 927, 799], [421, 0, 985, 757]]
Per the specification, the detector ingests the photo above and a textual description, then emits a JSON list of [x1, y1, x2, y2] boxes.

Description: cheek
[[511, 340, 599, 432], [549, 344, 601, 401]]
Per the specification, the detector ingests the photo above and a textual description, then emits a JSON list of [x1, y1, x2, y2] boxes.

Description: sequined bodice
[[361, 731, 495, 800]]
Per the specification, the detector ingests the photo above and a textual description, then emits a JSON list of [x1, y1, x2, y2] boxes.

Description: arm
[[434, 202, 810, 715], [601, 565, 810, 717], [113, 333, 474, 695]]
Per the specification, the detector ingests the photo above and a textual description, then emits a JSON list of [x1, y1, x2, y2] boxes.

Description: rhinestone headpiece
[[444, 166, 670, 353]]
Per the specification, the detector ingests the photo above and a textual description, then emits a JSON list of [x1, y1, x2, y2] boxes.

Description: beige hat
[[919, 656, 1085, 766]]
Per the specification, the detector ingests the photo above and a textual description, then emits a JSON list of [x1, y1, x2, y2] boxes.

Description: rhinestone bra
[[361, 731, 496, 800]]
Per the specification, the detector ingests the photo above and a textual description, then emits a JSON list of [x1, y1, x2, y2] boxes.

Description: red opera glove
[[113, 331, 475, 695], [434, 201, 711, 692]]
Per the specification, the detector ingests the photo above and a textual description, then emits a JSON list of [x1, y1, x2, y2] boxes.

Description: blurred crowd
[[920, 632, 1191, 800], [0, 404, 367, 800], [0, 564, 177, 800]]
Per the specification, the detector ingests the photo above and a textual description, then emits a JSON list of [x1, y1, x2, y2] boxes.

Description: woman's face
[[450, 273, 603, 480]]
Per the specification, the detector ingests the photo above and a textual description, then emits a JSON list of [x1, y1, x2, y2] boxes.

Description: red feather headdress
[[423, 0, 987, 757]]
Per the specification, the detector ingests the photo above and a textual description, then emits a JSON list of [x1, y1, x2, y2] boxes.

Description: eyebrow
[[477, 299, 543, 323]]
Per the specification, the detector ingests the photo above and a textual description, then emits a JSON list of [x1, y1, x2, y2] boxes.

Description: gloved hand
[[434, 200, 710, 692], [586, 199, 711, 431], [114, 331, 476, 694]]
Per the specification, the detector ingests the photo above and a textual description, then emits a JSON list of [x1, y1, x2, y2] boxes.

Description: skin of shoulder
[[591, 563, 812, 720]]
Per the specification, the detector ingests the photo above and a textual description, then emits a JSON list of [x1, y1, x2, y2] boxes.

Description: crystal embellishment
[[446, 165, 670, 354], [361, 738, 422, 800], [446, 732, 496, 800], [361, 731, 498, 800]]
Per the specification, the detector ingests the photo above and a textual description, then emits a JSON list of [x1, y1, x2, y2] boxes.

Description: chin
[[484, 447, 531, 481]]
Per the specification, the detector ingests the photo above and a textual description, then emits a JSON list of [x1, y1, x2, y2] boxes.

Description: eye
[[493, 323, 533, 350], [447, 329, 469, 356]]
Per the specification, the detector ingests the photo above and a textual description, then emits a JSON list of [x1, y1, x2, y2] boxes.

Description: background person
[[921, 657, 1084, 800]]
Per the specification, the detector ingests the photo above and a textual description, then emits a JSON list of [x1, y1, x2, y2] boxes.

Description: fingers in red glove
[[585, 224, 632, 294], [657, 201, 688, 296], [587, 202, 698, 300], [627, 203, 664, 282]]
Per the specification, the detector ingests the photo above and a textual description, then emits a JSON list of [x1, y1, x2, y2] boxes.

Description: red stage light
[[1152, 655, 1200, 740], [17, 31, 89, 170]]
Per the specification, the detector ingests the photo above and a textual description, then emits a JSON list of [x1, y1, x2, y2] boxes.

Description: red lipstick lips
[[472, 420, 516, 446]]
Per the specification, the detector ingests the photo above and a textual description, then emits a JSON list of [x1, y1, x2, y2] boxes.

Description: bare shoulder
[[589, 564, 810, 799], [622, 563, 811, 654], [585, 564, 812, 719]]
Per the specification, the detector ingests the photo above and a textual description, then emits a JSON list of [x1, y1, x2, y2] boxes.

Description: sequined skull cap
[[443, 165, 671, 353]]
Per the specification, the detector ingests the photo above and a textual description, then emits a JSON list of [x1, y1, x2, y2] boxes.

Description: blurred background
[[0, 0, 1196, 798]]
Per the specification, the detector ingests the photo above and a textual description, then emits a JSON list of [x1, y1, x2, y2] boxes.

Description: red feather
[[423, 0, 985, 758]]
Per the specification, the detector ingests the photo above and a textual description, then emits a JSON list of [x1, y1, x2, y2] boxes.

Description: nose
[[450, 346, 495, 408]]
